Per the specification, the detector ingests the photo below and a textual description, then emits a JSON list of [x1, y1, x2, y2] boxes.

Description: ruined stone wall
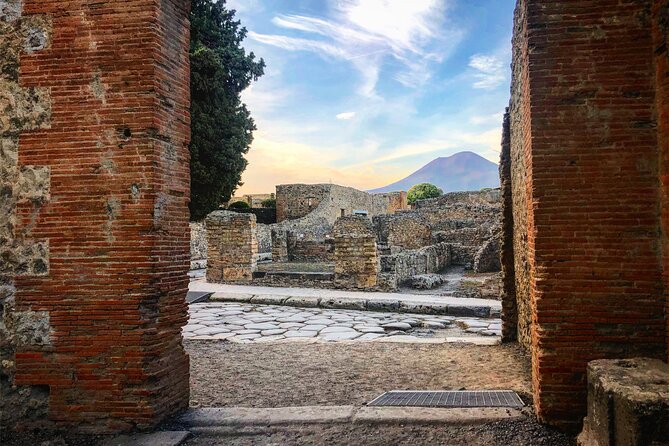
[[287, 233, 334, 262], [0, 0, 191, 433], [499, 110, 517, 342], [373, 212, 432, 252], [206, 211, 258, 283], [333, 216, 378, 290], [377, 191, 408, 214], [276, 184, 330, 222], [653, 0, 669, 362], [508, 0, 666, 429], [378, 243, 451, 291]]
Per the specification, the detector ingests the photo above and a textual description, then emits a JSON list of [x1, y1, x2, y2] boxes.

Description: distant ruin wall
[[378, 243, 451, 291], [508, 0, 667, 429], [373, 212, 432, 252]]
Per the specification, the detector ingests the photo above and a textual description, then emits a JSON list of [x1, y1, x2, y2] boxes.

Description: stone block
[[578, 358, 669, 446]]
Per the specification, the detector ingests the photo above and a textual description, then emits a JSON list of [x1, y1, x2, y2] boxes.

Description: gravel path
[[186, 340, 531, 408], [185, 302, 502, 343]]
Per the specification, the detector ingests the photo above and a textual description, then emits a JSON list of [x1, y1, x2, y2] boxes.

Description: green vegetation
[[228, 201, 250, 210], [260, 198, 277, 208], [407, 183, 443, 205], [189, 0, 265, 221]]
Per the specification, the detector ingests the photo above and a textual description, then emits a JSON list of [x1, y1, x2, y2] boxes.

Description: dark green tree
[[189, 0, 265, 221], [407, 183, 443, 205]]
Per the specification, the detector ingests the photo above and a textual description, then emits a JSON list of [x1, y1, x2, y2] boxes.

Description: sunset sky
[[226, 0, 515, 195]]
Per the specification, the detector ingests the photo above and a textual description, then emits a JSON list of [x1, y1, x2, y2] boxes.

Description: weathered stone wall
[[206, 211, 258, 283], [271, 228, 288, 262], [499, 109, 517, 342], [473, 235, 501, 273], [1, 0, 191, 433], [333, 216, 378, 290], [276, 183, 406, 224], [376, 191, 408, 214], [287, 233, 334, 262], [507, 0, 667, 429], [256, 223, 272, 253], [373, 212, 432, 253], [378, 243, 451, 291], [190, 222, 207, 261]]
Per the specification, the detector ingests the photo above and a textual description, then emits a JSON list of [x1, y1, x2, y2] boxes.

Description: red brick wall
[[510, 0, 667, 429], [654, 0, 669, 363], [12, 0, 191, 432]]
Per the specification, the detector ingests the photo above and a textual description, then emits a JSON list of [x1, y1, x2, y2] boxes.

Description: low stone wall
[[190, 222, 207, 270], [333, 216, 379, 290], [287, 234, 334, 262], [257, 223, 272, 254], [378, 242, 451, 291], [373, 212, 432, 252], [206, 211, 258, 283]]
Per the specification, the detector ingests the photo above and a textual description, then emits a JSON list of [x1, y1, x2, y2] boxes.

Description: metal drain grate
[[368, 390, 524, 409]]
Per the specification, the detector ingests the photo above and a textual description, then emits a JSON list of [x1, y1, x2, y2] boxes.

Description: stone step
[[177, 406, 523, 435]]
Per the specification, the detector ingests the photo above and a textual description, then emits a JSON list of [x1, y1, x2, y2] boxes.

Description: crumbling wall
[[378, 243, 451, 291], [287, 233, 334, 262], [333, 216, 378, 290], [508, 0, 667, 429], [276, 184, 330, 222], [373, 212, 432, 253], [206, 211, 258, 283], [499, 109, 518, 342], [1, 0, 192, 433]]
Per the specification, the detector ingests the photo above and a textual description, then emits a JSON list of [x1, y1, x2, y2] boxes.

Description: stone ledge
[[578, 358, 669, 446]]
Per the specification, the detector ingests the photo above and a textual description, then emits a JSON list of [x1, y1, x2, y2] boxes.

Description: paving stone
[[488, 324, 502, 331], [211, 333, 236, 340], [320, 331, 362, 341], [358, 333, 385, 341], [193, 327, 231, 335], [224, 325, 245, 331], [330, 323, 354, 328], [261, 329, 287, 336], [465, 327, 485, 334], [284, 296, 321, 308], [422, 321, 446, 329], [232, 334, 262, 341], [235, 329, 261, 335], [277, 316, 308, 323], [301, 325, 327, 332], [354, 326, 385, 334], [400, 319, 420, 327], [244, 323, 279, 330], [306, 318, 335, 326], [284, 330, 318, 338], [184, 324, 207, 332], [253, 335, 287, 343], [382, 322, 412, 331], [278, 322, 304, 329], [320, 326, 358, 334], [461, 320, 489, 328]]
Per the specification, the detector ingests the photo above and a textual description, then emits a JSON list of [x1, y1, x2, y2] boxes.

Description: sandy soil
[[186, 340, 532, 408]]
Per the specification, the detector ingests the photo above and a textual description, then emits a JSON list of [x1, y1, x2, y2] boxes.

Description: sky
[[226, 0, 515, 195]]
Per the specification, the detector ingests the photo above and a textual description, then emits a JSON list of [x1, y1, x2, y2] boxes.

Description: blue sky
[[227, 0, 515, 194]]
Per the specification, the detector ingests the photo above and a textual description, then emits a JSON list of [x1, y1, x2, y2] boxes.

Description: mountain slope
[[369, 151, 500, 193]]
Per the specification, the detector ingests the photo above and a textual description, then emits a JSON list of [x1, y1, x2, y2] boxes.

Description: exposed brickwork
[[287, 233, 334, 262], [333, 216, 379, 290], [653, 0, 669, 363], [2, 0, 191, 433], [507, 0, 667, 429], [206, 211, 258, 283]]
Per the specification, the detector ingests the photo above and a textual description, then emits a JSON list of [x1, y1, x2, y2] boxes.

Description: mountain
[[369, 151, 500, 193]]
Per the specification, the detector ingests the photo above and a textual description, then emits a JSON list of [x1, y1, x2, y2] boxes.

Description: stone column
[[1, 0, 191, 433], [271, 227, 289, 262], [206, 211, 258, 283], [333, 216, 379, 289]]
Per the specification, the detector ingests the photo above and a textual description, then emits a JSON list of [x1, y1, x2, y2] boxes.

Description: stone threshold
[[178, 406, 523, 433], [190, 280, 501, 318]]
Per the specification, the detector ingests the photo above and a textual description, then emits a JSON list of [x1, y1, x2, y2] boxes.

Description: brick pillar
[[0, 0, 191, 433], [271, 228, 289, 262], [653, 0, 669, 362], [206, 211, 258, 283], [510, 0, 666, 429], [333, 216, 379, 289]]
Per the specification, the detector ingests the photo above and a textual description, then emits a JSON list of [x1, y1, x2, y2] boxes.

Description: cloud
[[469, 54, 506, 90], [249, 0, 460, 97], [336, 112, 357, 120]]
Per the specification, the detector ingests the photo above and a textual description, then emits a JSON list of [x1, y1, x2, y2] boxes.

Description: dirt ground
[[186, 340, 532, 408]]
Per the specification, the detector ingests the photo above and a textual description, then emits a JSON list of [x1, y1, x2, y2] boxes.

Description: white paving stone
[[284, 330, 318, 338]]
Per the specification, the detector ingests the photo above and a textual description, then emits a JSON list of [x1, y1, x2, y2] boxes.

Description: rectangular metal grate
[[368, 390, 524, 409]]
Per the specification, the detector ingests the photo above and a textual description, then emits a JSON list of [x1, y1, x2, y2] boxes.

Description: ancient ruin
[[1, 0, 668, 443]]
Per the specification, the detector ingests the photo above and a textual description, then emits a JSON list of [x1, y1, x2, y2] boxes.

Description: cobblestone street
[[185, 302, 502, 343]]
